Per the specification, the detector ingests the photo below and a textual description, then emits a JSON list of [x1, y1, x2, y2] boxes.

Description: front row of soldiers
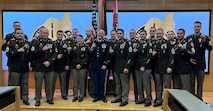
[[5, 21, 212, 107]]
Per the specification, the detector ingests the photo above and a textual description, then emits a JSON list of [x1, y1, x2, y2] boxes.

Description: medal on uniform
[[121, 50, 123, 53], [15, 44, 19, 49]]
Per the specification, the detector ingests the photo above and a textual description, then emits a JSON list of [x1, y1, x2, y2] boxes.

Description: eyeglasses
[[150, 30, 155, 32]]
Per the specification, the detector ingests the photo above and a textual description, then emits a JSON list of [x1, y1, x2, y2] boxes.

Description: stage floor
[[20, 89, 213, 111], [20, 89, 163, 111]]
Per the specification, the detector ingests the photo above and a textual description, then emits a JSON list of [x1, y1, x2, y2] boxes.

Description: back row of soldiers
[[2, 21, 212, 107]]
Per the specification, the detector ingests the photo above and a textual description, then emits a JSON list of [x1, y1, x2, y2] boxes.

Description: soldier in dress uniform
[[128, 29, 139, 102], [70, 35, 89, 102], [90, 29, 109, 103], [174, 28, 194, 92], [134, 30, 152, 107], [53, 30, 70, 100], [147, 27, 157, 102], [31, 27, 57, 106], [186, 21, 212, 100], [152, 28, 175, 107], [106, 30, 117, 95], [84, 28, 95, 98], [65, 28, 78, 96], [6, 28, 30, 105], [110, 29, 133, 106]]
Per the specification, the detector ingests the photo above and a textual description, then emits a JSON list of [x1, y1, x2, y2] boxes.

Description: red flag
[[92, 0, 98, 38], [113, 0, 118, 31]]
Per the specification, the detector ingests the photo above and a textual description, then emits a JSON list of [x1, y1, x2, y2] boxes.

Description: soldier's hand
[[109, 47, 114, 54], [200, 34, 206, 41], [57, 54, 63, 59], [43, 61, 50, 67], [29, 67, 33, 72], [166, 67, 172, 74], [85, 39, 91, 44], [65, 65, 70, 70], [42, 44, 49, 51], [133, 48, 138, 53], [123, 68, 129, 74], [101, 65, 107, 70], [76, 64, 81, 69], [31, 36, 37, 41], [91, 43, 96, 49], [2, 39, 6, 45], [18, 47, 25, 52], [152, 51, 157, 56], [177, 43, 183, 49], [67, 47, 72, 54], [140, 66, 145, 72], [190, 58, 197, 65]]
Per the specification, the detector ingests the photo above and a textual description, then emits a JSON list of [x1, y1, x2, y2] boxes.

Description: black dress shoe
[[102, 98, 107, 103], [90, 94, 95, 98], [135, 97, 139, 102], [78, 97, 83, 102], [111, 98, 122, 103], [35, 101, 40, 106], [93, 98, 100, 102], [72, 97, 78, 102], [62, 96, 68, 100], [119, 101, 128, 106], [144, 102, 152, 107], [153, 102, 162, 107], [23, 100, 30, 105], [47, 100, 54, 104], [135, 100, 145, 104]]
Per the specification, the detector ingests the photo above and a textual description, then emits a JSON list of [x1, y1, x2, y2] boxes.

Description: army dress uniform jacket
[[6, 38, 30, 72], [30, 38, 57, 72], [134, 39, 152, 70], [112, 39, 133, 74], [129, 38, 139, 70], [186, 34, 212, 71], [90, 39, 110, 70], [174, 38, 194, 74], [154, 38, 175, 74], [70, 43, 89, 69], [54, 40, 70, 73]]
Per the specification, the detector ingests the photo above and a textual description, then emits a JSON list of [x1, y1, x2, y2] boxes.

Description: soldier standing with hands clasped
[[31, 27, 57, 106], [110, 29, 133, 106]]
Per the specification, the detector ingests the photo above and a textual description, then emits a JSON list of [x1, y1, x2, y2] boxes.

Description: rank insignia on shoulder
[[209, 41, 212, 46], [7, 41, 10, 45], [6, 47, 9, 52]]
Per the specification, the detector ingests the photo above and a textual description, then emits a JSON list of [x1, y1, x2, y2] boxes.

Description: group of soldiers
[[2, 20, 212, 107]]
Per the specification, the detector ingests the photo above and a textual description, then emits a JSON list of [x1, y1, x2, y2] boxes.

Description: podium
[[163, 89, 213, 111], [0, 86, 20, 111]]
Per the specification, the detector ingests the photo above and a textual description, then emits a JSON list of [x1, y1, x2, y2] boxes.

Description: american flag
[[92, 0, 98, 38], [113, 0, 118, 31]]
